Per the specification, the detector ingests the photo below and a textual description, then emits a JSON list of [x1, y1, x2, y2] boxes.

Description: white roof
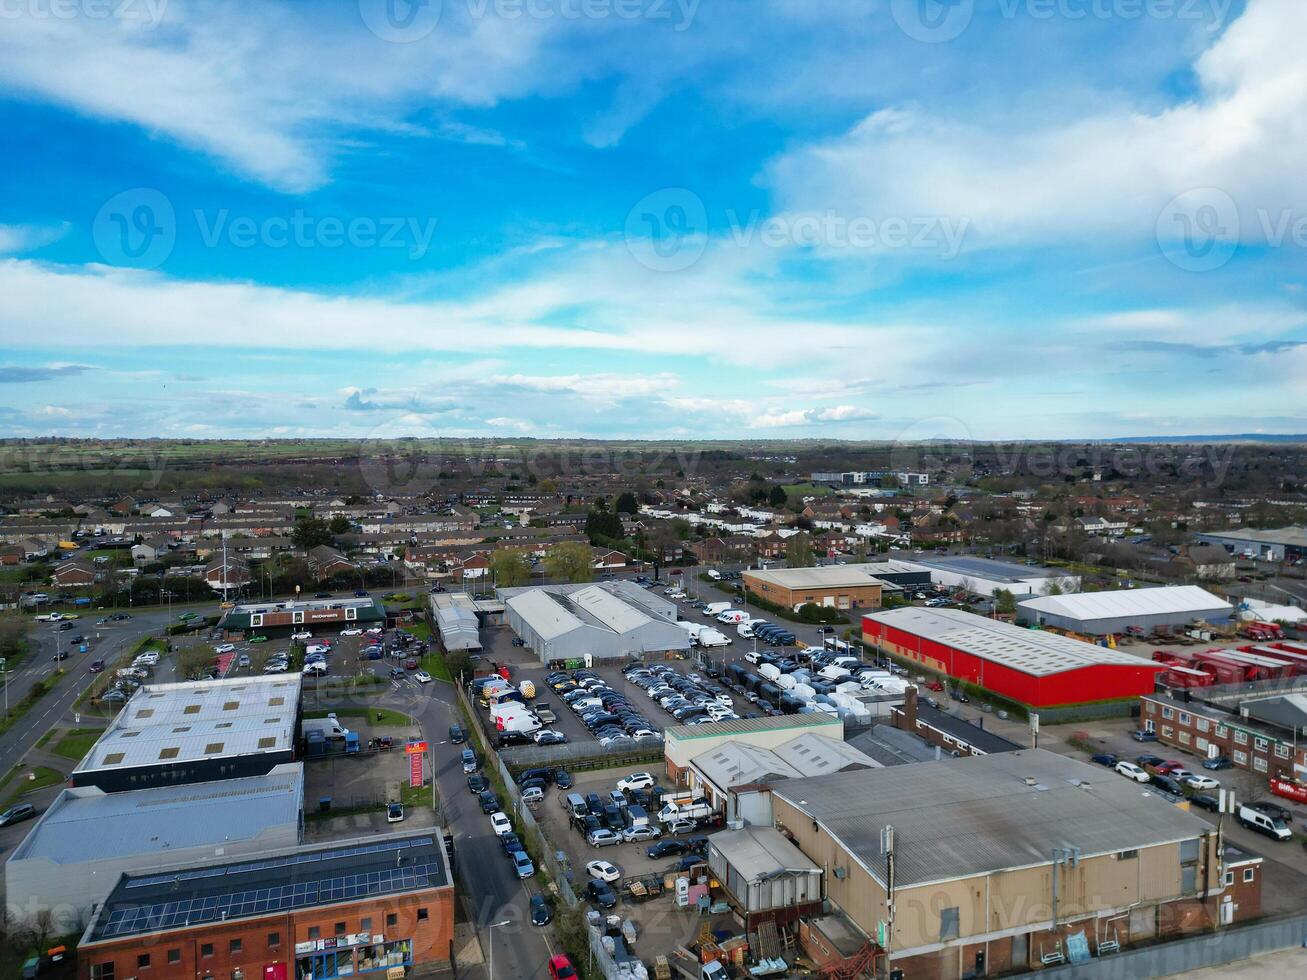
[[864, 607, 1153, 676], [11, 765, 303, 864], [568, 585, 652, 633], [1017, 586, 1232, 622], [506, 589, 585, 641], [74, 675, 301, 775], [744, 564, 889, 589]]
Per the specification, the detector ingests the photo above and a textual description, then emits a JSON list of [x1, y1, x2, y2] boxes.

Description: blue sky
[[0, 0, 1304, 441]]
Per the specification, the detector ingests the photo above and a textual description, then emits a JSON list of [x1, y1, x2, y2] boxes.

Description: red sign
[[404, 741, 429, 754], [1269, 777, 1307, 804], [409, 752, 423, 788]]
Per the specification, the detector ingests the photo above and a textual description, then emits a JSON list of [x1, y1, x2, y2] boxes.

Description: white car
[[215, 643, 236, 654], [134, 653, 159, 666], [532, 729, 565, 743], [291, 631, 312, 641], [366, 627, 384, 635], [1184, 774, 1220, 791], [669, 591, 687, 600], [1115, 761, 1150, 783], [264, 662, 288, 673], [414, 670, 433, 684], [616, 772, 655, 792], [340, 628, 364, 636], [305, 644, 331, 655], [586, 860, 621, 883], [489, 812, 513, 836], [302, 661, 328, 675]]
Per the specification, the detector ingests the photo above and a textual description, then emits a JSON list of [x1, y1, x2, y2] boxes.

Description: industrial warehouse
[[500, 580, 690, 663], [1016, 585, 1233, 636], [217, 594, 388, 636], [1196, 525, 1307, 563], [741, 561, 929, 611], [862, 607, 1165, 708], [895, 555, 1080, 597]]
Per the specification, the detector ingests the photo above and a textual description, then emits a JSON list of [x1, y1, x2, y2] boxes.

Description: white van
[[1237, 804, 1292, 841], [715, 610, 746, 624], [703, 602, 732, 618], [706, 569, 722, 580]]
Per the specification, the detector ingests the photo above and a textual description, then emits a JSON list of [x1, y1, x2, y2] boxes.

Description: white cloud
[[491, 372, 681, 400], [767, 0, 1307, 250], [0, 222, 67, 254]]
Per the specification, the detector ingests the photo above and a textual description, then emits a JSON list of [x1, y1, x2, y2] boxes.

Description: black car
[[497, 731, 532, 747], [1090, 753, 1118, 767], [1136, 754, 1164, 769], [586, 880, 618, 909], [602, 805, 625, 831], [585, 793, 606, 816], [554, 769, 573, 789], [449, 725, 466, 744], [500, 833, 523, 854], [518, 767, 553, 786], [467, 774, 489, 794], [684, 836, 710, 855], [1149, 774, 1184, 796], [647, 840, 688, 859], [1202, 756, 1233, 771], [530, 894, 552, 926], [478, 790, 500, 814], [53, 650, 68, 661], [1190, 793, 1221, 812]]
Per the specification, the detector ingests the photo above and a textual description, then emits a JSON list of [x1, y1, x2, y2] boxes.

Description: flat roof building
[[1197, 526, 1307, 563], [501, 581, 690, 664], [78, 832, 453, 980], [771, 750, 1231, 978], [863, 607, 1164, 708], [664, 713, 843, 782], [743, 563, 895, 612], [72, 674, 302, 792], [218, 595, 386, 636], [5, 765, 303, 932], [894, 555, 1080, 597], [1017, 585, 1233, 636]]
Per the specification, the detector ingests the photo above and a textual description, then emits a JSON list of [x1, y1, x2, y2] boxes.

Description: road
[[377, 676, 558, 980], [0, 608, 180, 777]]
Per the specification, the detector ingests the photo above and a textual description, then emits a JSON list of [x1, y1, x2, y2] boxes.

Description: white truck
[[658, 798, 714, 823]]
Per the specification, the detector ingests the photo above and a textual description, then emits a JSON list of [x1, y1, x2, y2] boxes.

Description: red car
[[88, 659, 105, 673], [1154, 760, 1186, 774], [548, 955, 577, 980], [404, 658, 419, 670]]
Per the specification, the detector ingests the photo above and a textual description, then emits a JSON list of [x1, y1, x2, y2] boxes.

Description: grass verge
[[51, 728, 105, 761]]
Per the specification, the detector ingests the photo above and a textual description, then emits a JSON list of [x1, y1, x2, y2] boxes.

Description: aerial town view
[[1, 1, 1305, 979]]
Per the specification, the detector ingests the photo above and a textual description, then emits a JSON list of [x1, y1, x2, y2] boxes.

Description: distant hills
[[1103, 434, 1307, 444]]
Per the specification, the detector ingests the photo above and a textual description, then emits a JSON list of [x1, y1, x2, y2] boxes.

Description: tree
[[785, 532, 815, 568], [768, 484, 788, 507], [584, 507, 624, 544], [491, 548, 532, 588], [994, 588, 1016, 614], [615, 491, 639, 515], [328, 514, 351, 535], [545, 541, 595, 584], [292, 516, 333, 549], [0, 612, 29, 661]]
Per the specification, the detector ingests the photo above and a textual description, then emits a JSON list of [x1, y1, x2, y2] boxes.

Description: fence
[[499, 737, 666, 776], [1012, 914, 1307, 980], [493, 751, 580, 909]]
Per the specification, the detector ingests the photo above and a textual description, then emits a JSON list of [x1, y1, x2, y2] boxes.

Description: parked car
[[586, 828, 622, 848], [554, 769, 573, 789], [467, 774, 489, 794], [623, 825, 661, 843], [1089, 753, 1118, 767], [647, 840, 688, 859], [1149, 773, 1184, 796], [0, 803, 37, 827], [1115, 761, 1150, 783], [586, 880, 618, 909], [616, 772, 655, 792], [530, 894, 552, 926], [489, 812, 513, 836], [1202, 756, 1233, 771], [386, 802, 404, 823], [510, 850, 535, 878], [1136, 754, 1165, 769], [449, 725, 466, 744], [521, 786, 545, 806], [1189, 793, 1221, 812], [478, 791, 500, 814], [548, 955, 577, 980], [1183, 774, 1220, 791], [586, 859, 622, 882], [1131, 729, 1158, 742]]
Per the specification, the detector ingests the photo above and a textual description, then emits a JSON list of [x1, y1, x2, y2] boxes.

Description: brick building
[[743, 564, 886, 612], [891, 687, 1022, 758], [79, 833, 454, 980], [1139, 692, 1307, 781]]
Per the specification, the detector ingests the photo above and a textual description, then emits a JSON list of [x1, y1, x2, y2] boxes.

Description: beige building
[[770, 750, 1232, 979], [742, 564, 885, 611]]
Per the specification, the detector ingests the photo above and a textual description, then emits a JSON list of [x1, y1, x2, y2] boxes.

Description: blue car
[[510, 849, 535, 878]]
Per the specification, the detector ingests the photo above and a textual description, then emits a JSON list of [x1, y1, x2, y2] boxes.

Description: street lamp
[[486, 919, 510, 979]]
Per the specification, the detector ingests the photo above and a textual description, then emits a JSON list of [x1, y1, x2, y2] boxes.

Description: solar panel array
[[100, 863, 440, 939]]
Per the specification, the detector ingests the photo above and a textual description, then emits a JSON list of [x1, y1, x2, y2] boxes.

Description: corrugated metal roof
[[710, 826, 820, 882], [772, 750, 1212, 888], [693, 743, 803, 788], [667, 713, 841, 741], [864, 607, 1155, 676], [1017, 585, 1232, 623], [435, 605, 482, 651], [507, 589, 584, 641], [74, 675, 301, 774], [744, 564, 889, 589], [568, 584, 652, 633], [11, 765, 303, 864], [771, 732, 879, 774]]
